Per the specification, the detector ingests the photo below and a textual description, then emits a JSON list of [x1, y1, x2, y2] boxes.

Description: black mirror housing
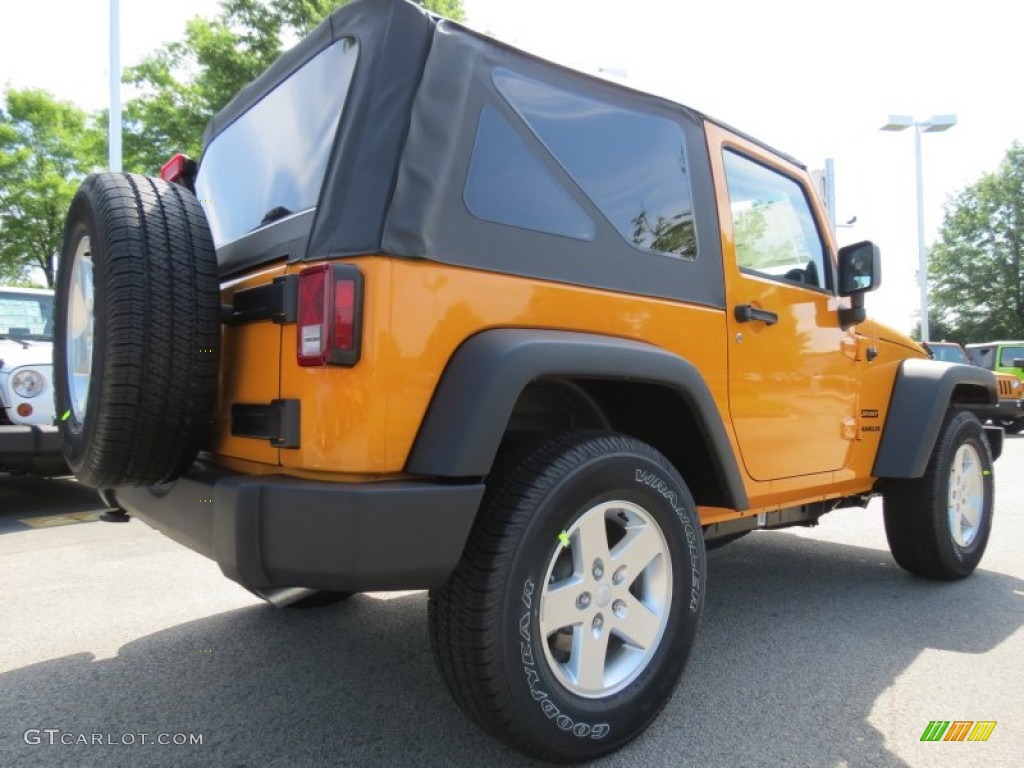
[[838, 241, 881, 296]]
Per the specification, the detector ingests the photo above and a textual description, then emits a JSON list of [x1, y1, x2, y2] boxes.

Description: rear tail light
[[159, 153, 198, 192], [297, 264, 363, 367]]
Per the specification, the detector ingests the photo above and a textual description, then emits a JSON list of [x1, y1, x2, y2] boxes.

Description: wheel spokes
[[947, 443, 984, 548], [611, 522, 662, 580], [540, 500, 673, 699], [572, 509, 612, 574], [540, 578, 584, 637], [612, 593, 662, 651], [570, 621, 611, 691]]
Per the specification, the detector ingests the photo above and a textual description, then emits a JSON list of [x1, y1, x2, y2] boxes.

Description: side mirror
[[838, 241, 881, 296], [1013, 358, 1024, 368], [837, 241, 881, 330]]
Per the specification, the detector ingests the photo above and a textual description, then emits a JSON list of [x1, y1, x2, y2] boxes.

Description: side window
[[971, 347, 993, 369], [999, 346, 1024, 367], [463, 106, 595, 240], [493, 69, 697, 260], [723, 150, 829, 290]]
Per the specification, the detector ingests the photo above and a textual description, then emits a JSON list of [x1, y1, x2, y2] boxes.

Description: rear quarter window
[[491, 69, 697, 260], [463, 106, 595, 240]]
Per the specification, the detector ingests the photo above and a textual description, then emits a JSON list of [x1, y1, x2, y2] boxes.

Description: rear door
[[707, 124, 860, 481]]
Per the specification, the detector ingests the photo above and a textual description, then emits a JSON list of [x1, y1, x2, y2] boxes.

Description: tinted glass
[[196, 38, 358, 246], [929, 344, 968, 364], [723, 150, 828, 290], [494, 70, 696, 259], [0, 291, 53, 340], [464, 106, 595, 240], [968, 346, 993, 368], [998, 346, 1024, 367]]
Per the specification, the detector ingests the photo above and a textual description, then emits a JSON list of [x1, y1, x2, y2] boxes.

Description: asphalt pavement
[[1, 439, 1022, 767]]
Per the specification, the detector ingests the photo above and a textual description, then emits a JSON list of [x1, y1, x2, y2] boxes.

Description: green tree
[[929, 143, 1024, 342], [0, 89, 103, 286], [122, 0, 464, 174]]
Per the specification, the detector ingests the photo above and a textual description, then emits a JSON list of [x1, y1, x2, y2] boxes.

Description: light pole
[[109, 0, 122, 171], [880, 114, 957, 342]]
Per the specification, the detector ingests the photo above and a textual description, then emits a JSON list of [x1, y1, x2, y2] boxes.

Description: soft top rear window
[[196, 38, 359, 247]]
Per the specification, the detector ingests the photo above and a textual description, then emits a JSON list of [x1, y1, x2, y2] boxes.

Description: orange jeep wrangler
[[54, 0, 1001, 761]]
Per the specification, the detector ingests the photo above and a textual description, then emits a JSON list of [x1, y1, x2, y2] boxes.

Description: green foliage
[[122, 0, 464, 174], [929, 143, 1024, 342], [0, 89, 103, 286], [420, 0, 465, 20], [631, 208, 697, 259]]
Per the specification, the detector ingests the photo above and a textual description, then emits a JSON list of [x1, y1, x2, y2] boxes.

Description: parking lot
[[1, 439, 1022, 767]]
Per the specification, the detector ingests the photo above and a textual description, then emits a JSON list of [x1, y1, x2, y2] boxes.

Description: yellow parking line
[[18, 511, 102, 528]]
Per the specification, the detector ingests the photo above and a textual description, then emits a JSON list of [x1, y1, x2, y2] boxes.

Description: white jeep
[[0, 287, 65, 474]]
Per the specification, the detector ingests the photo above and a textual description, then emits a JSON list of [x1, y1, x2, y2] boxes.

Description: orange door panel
[[727, 276, 857, 479], [708, 124, 860, 481]]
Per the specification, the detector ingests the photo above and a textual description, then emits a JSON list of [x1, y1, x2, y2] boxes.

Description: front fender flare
[[873, 359, 997, 478]]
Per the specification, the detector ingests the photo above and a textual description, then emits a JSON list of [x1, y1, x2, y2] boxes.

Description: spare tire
[[54, 172, 220, 488]]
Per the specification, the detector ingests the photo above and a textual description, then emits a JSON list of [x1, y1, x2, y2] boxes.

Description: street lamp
[[109, 0, 122, 171], [880, 114, 957, 342]]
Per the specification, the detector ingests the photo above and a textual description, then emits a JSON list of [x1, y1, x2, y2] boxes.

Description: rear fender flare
[[405, 329, 749, 511]]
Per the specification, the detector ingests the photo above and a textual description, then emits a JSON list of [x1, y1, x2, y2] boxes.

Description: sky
[[2, 0, 1022, 334]]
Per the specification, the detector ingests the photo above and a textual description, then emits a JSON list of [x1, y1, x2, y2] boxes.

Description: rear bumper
[[114, 460, 484, 593]]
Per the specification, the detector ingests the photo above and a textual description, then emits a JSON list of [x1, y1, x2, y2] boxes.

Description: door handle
[[734, 304, 779, 325]]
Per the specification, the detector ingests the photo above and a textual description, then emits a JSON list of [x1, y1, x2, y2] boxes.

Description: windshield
[[0, 291, 54, 341], [928, 343, 968, 364]]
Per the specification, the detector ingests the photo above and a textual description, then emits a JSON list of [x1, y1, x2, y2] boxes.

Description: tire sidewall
[[54, 183, 110, 474], [500, 445, 705, 754], [933, 412, 994, 575]]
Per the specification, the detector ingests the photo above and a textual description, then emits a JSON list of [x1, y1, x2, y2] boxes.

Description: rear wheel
[[883, 410, 994, 580], [429, 431, 705, 762], [54, 173, 220, 487]]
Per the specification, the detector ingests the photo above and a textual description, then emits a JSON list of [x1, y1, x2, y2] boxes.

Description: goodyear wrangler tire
[[428, 431, 705, 763], [54, 173, 220, 487], [883, 410, 994, 580]]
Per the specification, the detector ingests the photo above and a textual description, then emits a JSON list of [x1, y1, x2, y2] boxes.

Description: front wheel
[[883, 410, 994, 580], [429, 431, 705, 762]]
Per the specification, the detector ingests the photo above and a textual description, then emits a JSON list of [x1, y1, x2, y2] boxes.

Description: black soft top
[[203, 0, 800, 308]]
